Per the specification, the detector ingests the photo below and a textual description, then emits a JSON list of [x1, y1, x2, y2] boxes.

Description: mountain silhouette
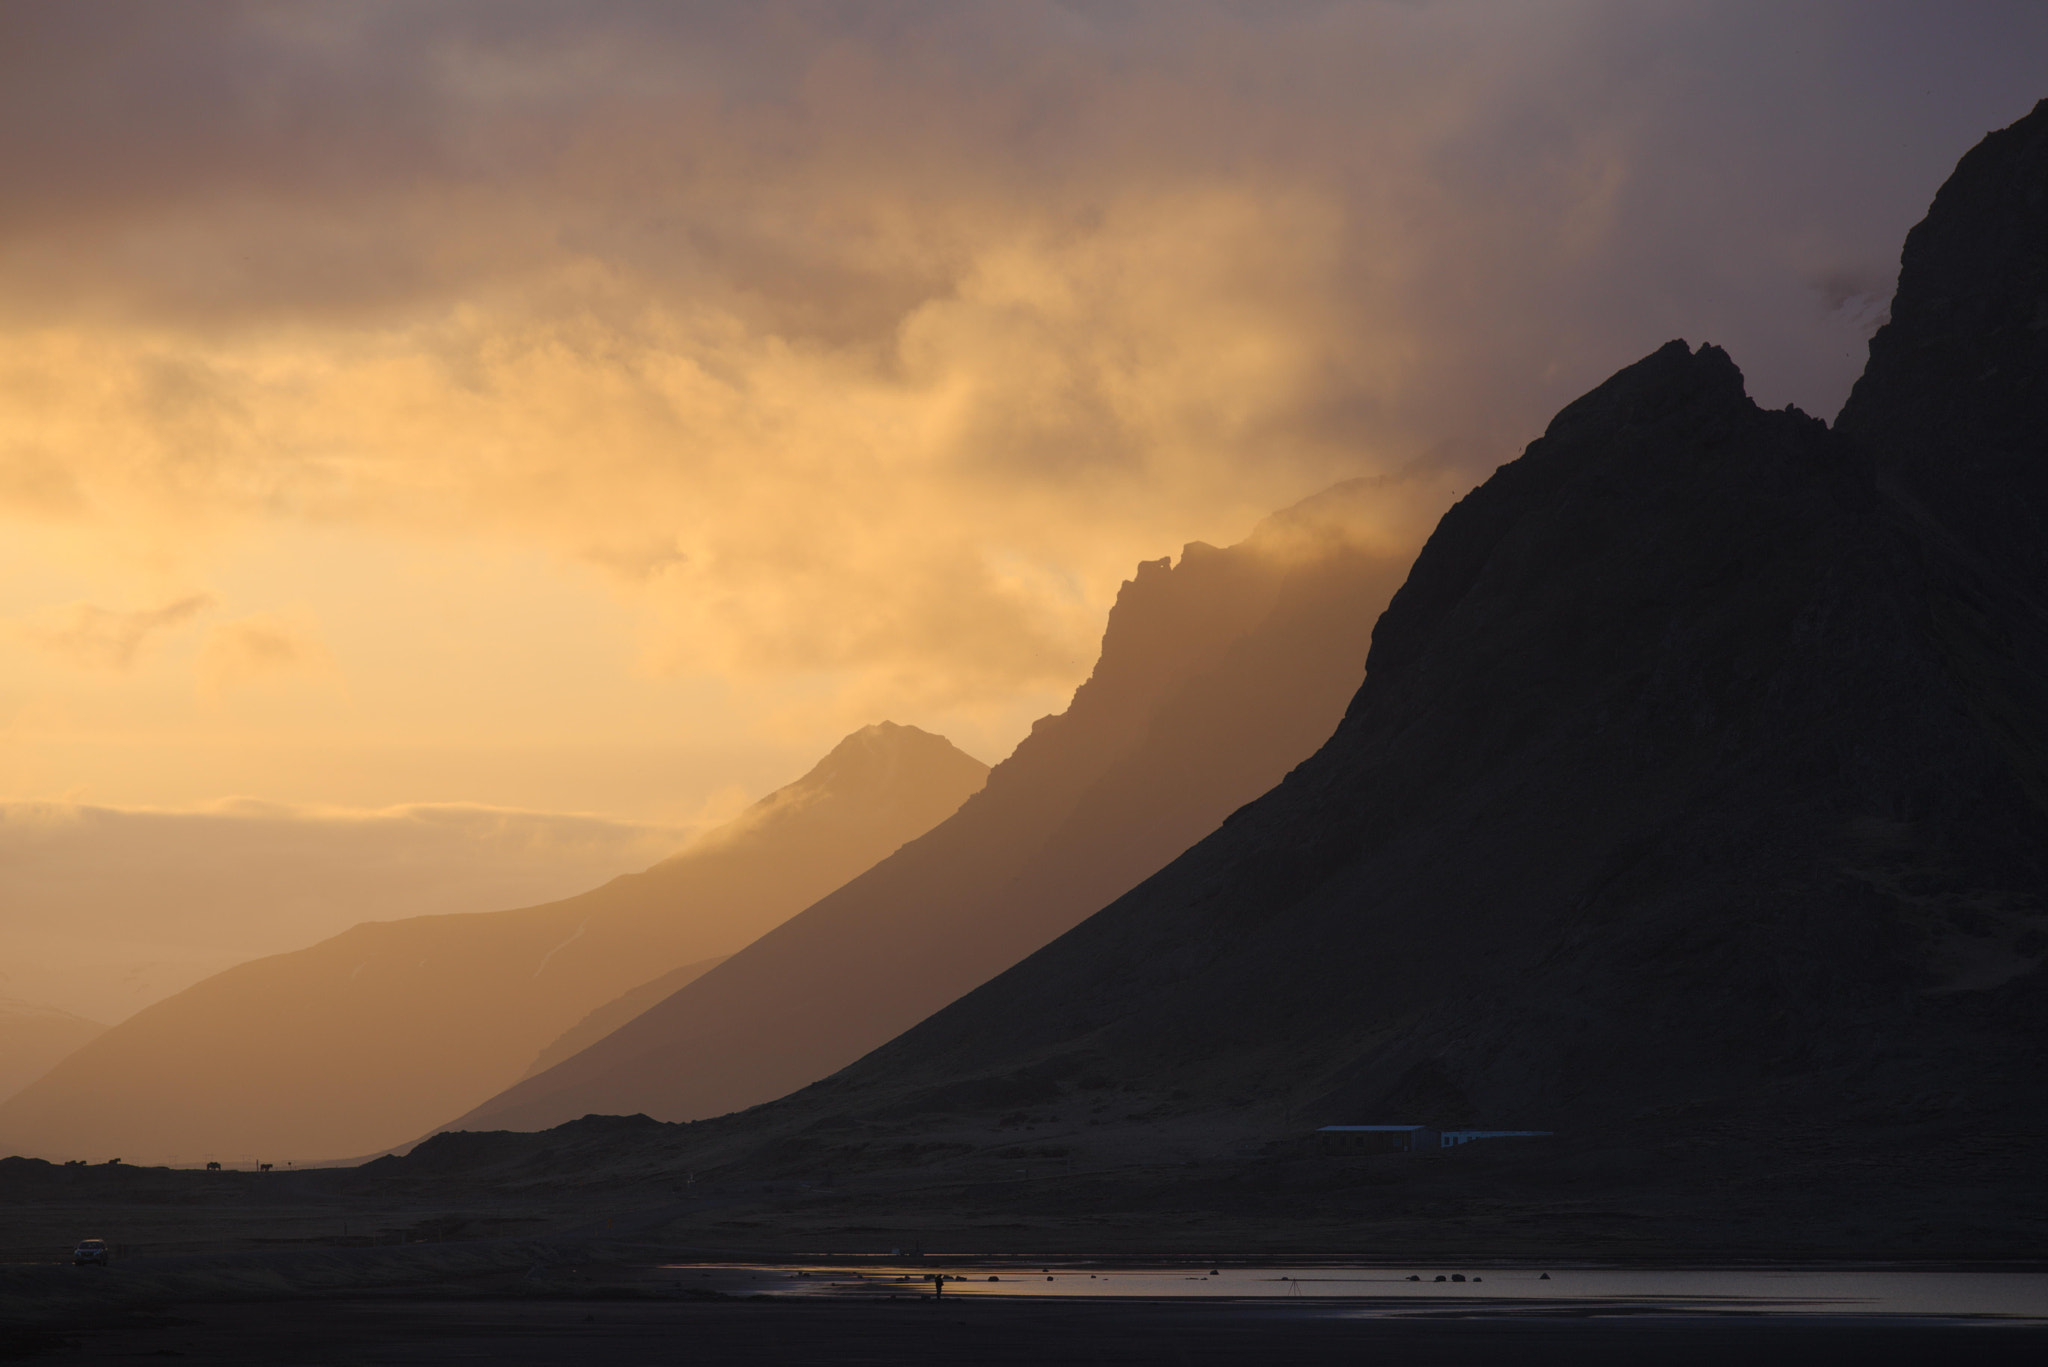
[[688, 102, 2048, 1168], [447, 483, 1415, 1133], [0, 723, 986, 1162]]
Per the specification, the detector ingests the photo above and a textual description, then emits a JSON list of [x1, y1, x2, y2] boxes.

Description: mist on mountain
[[517, 955, 730, 1082], [0, 724, 986, 1163], [0, 801, 696, 1025], [0, 1000, 105, 1107], [378, 105, 2048, 1257], [447, 482, 1416, 1134]]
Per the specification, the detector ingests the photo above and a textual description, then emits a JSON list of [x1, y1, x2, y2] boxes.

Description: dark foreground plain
[[5, 1144, 2048, 1364], [6, 1104, 2045, 1270], [13, 1295, 2048, 1366]]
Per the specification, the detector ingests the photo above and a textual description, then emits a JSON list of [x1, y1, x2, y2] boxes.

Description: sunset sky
[[4, 2, 2046, 1016]]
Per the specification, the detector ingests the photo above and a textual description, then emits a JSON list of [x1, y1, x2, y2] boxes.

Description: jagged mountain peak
[[761, 720, 982, 792], [717, 107, 2048, 1185], [440, 477, 1417, 1135], [353, 102, 2048, 1261], [1838, 96, 2048, 596], [666, 723, 987, 861]]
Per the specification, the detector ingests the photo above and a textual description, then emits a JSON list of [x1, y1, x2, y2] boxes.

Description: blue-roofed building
[[1314, 1124, 1438, 1154], [1439, 1129, 1554, 1148]]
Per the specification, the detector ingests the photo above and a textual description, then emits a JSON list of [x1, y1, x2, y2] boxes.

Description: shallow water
[[663, 1263, 2048, 1319]]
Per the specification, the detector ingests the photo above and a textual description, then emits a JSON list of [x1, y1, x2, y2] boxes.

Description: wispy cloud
[[196, 611, 335, 695], [14, 596, 213, 670]]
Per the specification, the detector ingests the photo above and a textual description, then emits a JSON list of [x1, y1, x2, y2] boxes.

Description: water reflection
[[658, 1263, 2048, 1319]]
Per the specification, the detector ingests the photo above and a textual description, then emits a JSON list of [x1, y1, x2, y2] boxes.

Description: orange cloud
[[0, 1, 2040, 812], [14, 596, 213, 670], [196, 612, 336, 697]]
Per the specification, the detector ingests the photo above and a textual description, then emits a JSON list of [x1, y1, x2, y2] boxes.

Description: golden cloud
[[0, 1, 2034, 765], [13, 596, 213, 671], [196, 612, 336, 697]]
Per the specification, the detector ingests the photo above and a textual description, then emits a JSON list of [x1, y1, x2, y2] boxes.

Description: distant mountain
[[729, 100, 2048, 1169], [517, 955, 729, 1081], [0, 724, 986, 1163], [0, 799, 693, 1027], [0, 1001, 104, 1106], [448, 483, 1415, 1133]]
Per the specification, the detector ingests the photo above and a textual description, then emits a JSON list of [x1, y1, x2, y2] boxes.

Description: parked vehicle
[[72, 1238, 108, 1267]]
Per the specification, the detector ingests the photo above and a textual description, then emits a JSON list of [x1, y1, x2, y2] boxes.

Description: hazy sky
[[3, 0, 2044, 827]]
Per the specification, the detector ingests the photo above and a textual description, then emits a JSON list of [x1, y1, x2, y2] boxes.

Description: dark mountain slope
[[0, 724, 986, 1163], [1836, 98, 2048, 820], [1838, 98, 2048, 596], [764, 103, 2048, 1153], [450, 486, 1415, 1132]]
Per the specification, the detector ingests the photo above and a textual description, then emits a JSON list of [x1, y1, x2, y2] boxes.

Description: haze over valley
[[0, 799, 696, 1030], [0, 724, 986, 1160]]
